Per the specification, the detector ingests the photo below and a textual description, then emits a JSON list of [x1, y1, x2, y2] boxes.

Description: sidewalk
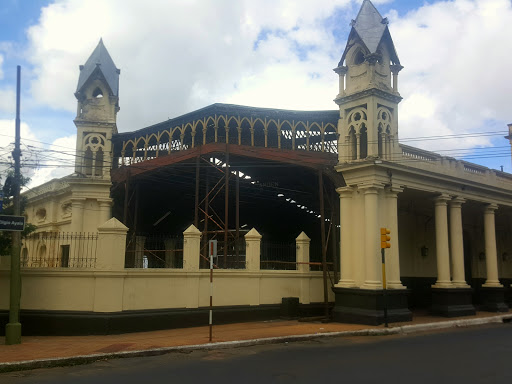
[[0, 310, 510, 372]]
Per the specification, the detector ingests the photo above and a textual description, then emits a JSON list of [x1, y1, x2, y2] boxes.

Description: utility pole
[[6, 66, 22, 345]]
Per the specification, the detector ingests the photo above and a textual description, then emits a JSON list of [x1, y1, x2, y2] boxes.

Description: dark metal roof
[[338, 0, 400, 66], [76, 39, 120, 96], [354, 0, 386, 54], [113, 103, 339, 143]]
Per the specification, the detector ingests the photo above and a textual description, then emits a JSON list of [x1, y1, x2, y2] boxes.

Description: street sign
[[0, 215, 25, 231]]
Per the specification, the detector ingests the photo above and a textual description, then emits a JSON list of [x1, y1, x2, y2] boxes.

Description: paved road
[[2, 323, 511, 383]]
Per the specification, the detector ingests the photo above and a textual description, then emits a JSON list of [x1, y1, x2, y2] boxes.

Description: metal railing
[[125, 233, 184, 268], [201, 237, 246, 269], [20, 232, 98, 268], [260, 241, 297, 270]]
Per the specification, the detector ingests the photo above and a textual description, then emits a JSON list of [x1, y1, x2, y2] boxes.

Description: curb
[[1, 314, 511, 373]]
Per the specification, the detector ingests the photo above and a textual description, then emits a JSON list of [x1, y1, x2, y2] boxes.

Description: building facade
[[13, 0, 512, 330]]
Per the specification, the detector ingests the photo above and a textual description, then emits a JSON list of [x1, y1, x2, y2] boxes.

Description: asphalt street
[[2, 323, 511, 383]]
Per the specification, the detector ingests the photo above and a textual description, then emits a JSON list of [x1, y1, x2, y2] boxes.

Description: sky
[[0, 0, 511, 188]]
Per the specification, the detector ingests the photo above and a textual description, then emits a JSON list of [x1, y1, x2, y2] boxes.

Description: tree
[[0, 171, 36, 256]]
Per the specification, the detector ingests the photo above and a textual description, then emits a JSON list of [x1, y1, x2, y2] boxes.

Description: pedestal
[[430, 288, 476, 317], [332, 287, 412, 325], [480, 287, 509, 312]]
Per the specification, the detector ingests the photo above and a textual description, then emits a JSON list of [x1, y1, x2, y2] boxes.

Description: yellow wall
[[0, 269, 332, 312]]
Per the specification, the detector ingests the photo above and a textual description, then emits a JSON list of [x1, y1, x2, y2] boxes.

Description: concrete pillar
[[296, 231, 310, 273], [336, 187, 355, 287], [386, 187, 405, 289], [245, 228, 262, 271], [96, 218, 128, 270], [97, 199, 112, 226], [362, 186, 382, 289], [450, 197, 469, 287], [433, 194, 453, 288], [183, 224, 201, 272], [70, 198, 85, 233], [483, 204, 502, 287]]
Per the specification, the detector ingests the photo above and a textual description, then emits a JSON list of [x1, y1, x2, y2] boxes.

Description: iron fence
[[200, 237, 246, 269], [20, 232, 98, 268], [260, 241, 297, 270], [125, 233, 183, 268]]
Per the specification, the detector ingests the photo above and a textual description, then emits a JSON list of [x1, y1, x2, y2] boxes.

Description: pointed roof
[[76, 39, 120, 97], [353, 0, 386, 54], [338, 0, 400, 66]]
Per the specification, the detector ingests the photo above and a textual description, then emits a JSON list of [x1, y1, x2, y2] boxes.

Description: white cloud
[[2, 0, 510, 187], [25, 0, 352, 131], [388, 0, 512, 153], [0, 55, 3, 80], [25, 134, 76, 189]]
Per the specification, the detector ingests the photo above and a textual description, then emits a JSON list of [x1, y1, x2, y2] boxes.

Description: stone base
[[332, 287, 412, 325], [430, 288, 476, 317], [480, 287, 509, 312]]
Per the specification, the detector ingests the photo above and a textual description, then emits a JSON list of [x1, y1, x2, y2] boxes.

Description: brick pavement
[[0, 311, 506, 364]]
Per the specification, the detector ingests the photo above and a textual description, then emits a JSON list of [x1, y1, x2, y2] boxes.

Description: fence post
[[245, 228, 262, 271], [296, 231, 311, 273], [296, 231, 311, 305], [96, 218, 129, 270], [183, 224, 201, 271]]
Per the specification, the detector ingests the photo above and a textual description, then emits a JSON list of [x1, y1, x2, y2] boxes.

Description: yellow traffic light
[[380, 227, 391, 249]]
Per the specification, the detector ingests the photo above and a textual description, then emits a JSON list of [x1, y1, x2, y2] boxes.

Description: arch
[[84, 147, 93, 175], [324, 123, 338, 154], [348, 127, 357, 160], [240, 117, 252, 146], [182, 123, 193, 150], [359, 125, 368, 159], [95, 147, 104, 176], [308, 122, 322, 152], [267, 119, 279, 149], [279, 120, 293, 150], [204, 116, 216, 144], [351, 46, 367, 66], [92, 87, 104, 98], [253, 118, 266, 147], [294, 121, 307, 151]]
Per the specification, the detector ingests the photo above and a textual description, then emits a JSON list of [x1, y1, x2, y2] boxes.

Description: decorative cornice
[[334, 87, 402, 105]]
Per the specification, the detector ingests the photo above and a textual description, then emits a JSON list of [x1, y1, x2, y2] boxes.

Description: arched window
[[349, 127, 357, 160], [353, 50, 365, 65], [92, 87, 104, 98], [378, 124, 383, 157], [95, 148, 104, 176], [84, 148, 93, 175], [360, 126, 368, 159]]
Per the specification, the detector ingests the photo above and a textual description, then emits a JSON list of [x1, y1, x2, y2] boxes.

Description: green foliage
[[0, 171, 36, 256]]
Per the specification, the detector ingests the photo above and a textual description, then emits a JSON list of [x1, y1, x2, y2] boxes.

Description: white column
[[483, 204, 502, 287], [450, 197, 469, 287], [97, 199, 112, 226], [336, 187, 355, 287], [70, 197, 85, 233], [432, 194, 453, 288], [386, 187, 405, 289], [361, 185, 382, 289]]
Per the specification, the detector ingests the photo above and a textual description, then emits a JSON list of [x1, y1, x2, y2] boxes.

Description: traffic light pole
[[381, 248, 388, 328]]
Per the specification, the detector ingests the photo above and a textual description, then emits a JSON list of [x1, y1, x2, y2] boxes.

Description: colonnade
[[433, 195, 502, 289], [336, 186, 505, 290]]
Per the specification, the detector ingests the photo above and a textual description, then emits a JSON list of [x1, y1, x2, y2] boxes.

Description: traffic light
[[380, 228, 391, 249]]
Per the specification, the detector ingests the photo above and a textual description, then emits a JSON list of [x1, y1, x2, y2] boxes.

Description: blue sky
[[0, 0, 511, 187]]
